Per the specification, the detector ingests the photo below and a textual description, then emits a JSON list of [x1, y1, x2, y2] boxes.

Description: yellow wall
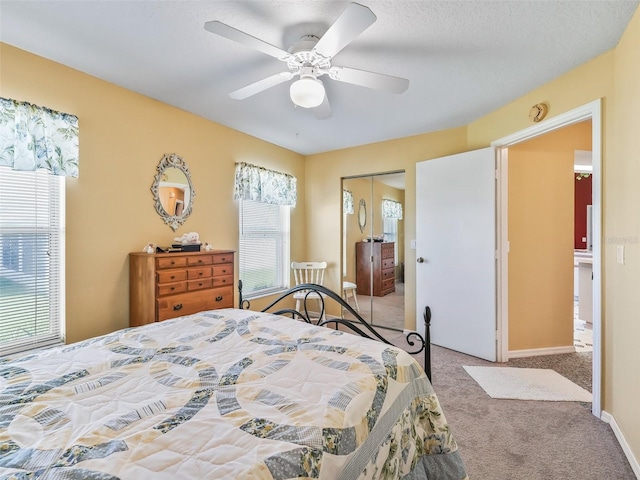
[[342, 177, 370, 284], [608, 6, 640, 462], [507, 121, 592, 351], [0, 43, 306, 342]]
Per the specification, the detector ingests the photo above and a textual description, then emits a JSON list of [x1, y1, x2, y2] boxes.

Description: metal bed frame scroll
[[238, 280, 432, 382]]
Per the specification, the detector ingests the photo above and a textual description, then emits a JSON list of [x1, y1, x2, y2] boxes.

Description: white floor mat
[[463, 366, 592, 402]]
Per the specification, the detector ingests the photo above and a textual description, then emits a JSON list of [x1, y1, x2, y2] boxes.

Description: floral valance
[[234, 162, 297, 207], [0, 97, 79, 177], [382, 199, 403, 219], [343, 189, 354, 214]]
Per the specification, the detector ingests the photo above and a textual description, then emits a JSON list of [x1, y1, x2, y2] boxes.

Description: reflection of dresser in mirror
[[356, 241, 395, 296]]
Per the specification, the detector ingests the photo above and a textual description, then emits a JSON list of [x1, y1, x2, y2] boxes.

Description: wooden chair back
[[291, 261, 327, 287]]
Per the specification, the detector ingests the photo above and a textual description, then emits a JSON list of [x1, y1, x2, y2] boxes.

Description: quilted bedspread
[[0, 308, 467, 480]]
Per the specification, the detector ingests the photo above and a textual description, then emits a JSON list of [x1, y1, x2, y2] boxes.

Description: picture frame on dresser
[[129, 250, 235, 326]]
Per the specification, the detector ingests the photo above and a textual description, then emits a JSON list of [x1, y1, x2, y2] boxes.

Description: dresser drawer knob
[[199, 272, 204, 276], [170, 287, 175, 291], [170, 276, 175, 280], [215, 296, 223, 302], [198, 282, 203, 287], [173, 304, 183, 311]]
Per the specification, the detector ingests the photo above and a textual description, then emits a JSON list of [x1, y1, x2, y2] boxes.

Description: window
[[382, 199, 403, 265], [383, 217, 399, 264], [0, 167, 65, 356], [342, 189, 354, 277], [239, 199, 290, 297], [234, 162, 296, 299]]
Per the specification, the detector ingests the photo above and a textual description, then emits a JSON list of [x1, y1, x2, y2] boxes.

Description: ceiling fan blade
[[229, 72, 294, 100], [313, 3, 376, 59], [314, 93, 332, 120], [330, 66, 409, 94], [204, 21, 291, 61]]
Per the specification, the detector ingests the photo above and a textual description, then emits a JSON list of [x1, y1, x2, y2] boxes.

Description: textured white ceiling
[[1, 1, 637, 155]]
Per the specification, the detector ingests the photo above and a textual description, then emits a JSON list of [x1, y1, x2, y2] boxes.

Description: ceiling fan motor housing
[[287, 36, 331, 78]]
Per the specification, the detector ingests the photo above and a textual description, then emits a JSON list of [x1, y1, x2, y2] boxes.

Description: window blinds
[[239, 199, 290, 296], [0, 167, 65, 356]]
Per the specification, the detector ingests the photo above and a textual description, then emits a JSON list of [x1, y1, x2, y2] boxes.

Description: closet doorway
[[342, 171, 405, 331]]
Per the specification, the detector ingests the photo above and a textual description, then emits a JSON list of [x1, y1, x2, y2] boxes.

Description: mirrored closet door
[[342, 171, 405, 331]]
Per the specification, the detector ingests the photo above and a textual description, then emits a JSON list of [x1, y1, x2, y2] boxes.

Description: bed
[[0, 283, 467, 480]]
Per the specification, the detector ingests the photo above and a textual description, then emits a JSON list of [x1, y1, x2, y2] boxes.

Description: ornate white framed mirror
[[358, 199, 367, 233], [151, 153, 196, 231]]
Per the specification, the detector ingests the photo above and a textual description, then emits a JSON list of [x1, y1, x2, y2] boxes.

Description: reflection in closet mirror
[[342, 171, 405, 331]]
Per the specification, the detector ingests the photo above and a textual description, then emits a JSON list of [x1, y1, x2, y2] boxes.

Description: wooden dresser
[[129, 250, 235, 327], [355, 241, 395, 297]]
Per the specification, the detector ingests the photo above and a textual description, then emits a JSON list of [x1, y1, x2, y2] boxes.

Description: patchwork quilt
[[0, 308, 467, 479]]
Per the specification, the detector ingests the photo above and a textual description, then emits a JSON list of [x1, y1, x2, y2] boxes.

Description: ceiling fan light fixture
[[290, 76, 325, 108]]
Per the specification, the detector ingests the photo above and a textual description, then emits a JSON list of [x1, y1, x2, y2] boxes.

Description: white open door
[[416, 147, 497, 361]]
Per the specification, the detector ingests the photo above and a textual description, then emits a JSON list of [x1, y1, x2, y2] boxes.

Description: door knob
[[417, 257, 425, 263]]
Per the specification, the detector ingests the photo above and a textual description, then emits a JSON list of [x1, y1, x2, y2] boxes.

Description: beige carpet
[[379, 338, 635, 479], [345, 282, 405, 331], [463, 366, 593, 402]]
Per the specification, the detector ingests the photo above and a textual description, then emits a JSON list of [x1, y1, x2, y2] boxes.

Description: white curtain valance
[[343, 189, 354, 214], [234, 162, 297, 207], [382, 199, 403, 219], [0, 97, 79, 177]]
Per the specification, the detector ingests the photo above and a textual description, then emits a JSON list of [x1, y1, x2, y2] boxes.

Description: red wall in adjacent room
[[574, 174, 592, 249]]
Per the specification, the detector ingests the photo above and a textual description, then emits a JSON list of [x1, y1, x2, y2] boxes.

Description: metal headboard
[[238, 280, 432, 382]]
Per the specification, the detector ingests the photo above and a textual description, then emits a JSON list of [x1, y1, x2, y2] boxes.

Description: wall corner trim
[[601, 410, 640, 478]]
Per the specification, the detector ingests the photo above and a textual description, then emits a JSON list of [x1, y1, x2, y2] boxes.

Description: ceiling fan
[[204, 2, 409, 119]]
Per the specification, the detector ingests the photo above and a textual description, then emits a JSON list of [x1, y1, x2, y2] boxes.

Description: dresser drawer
[[213, 275, 233, 287], [381, 245, 394, 259], [188, 255, 213, 266], [157, 269, 187, 284], [213, 253, 233, 264], [157, 256, 187, 269], [156, 286, 234, 321], [188, 278, 213, 291], [213, 265, 233, 277], [382, 278, 395, 293], [382, 268, 395, 280], [157, 281, 187, 297], [382, 258, 395, 270], [188, 267, 212, 280]]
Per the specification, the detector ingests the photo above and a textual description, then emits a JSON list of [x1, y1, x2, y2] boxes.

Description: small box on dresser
[[129, 250, 235, 327]]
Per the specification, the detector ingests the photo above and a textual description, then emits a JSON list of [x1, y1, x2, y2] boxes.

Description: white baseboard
[[601, 410, 640, 478], [507, 345, 576, 359]]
